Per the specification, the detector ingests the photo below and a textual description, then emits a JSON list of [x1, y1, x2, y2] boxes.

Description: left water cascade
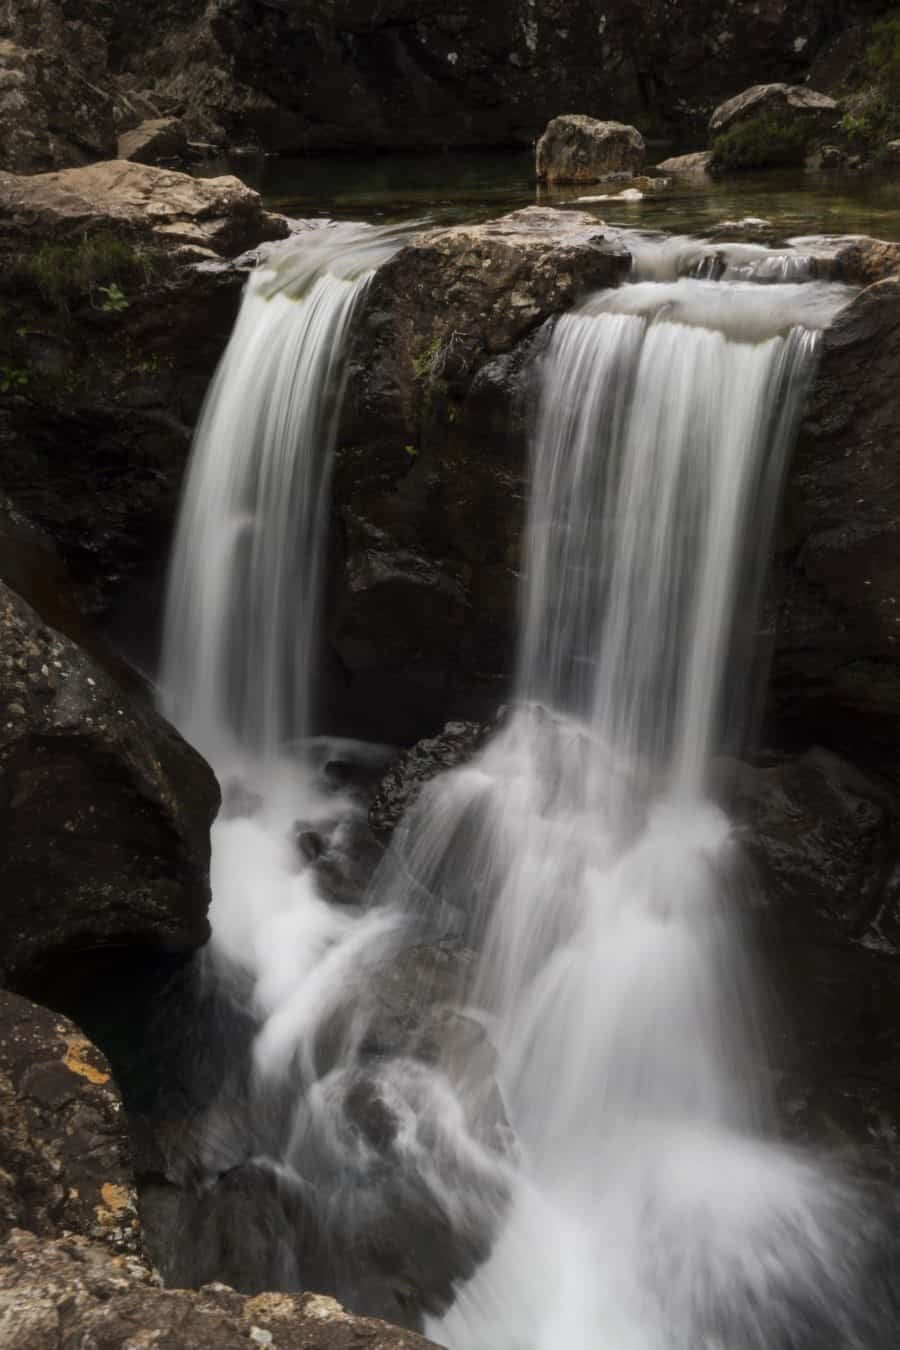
[[156, 222, 501, 1326]]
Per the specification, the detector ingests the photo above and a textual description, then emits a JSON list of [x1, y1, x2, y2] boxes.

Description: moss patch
[[711, 113, 811, 173]]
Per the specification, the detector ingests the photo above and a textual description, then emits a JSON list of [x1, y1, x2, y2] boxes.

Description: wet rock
[[885, 139, 900, 165], [831, 237, 900, 285], [709, 83, 839, 137], [0, 990, 142, 1256], [773, 277, 900, 775], [0, 577, 218, 991], [370, 722, 490, 841], [117, 116, 188, 165], [655, 150, 713, 175], [0, 159, 288, 256], [535, 114, 644, 183], [0, 1228, 440, 1350], [332, 209, 629, 742]]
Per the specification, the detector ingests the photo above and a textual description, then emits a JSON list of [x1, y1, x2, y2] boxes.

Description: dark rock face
[[0, 991, 142, 1256], [535, 115, 645, 183], [773, 278, 900, 777], [330, 208, 629, 743], [0, 1228, 441, 1350], [0, 577, 218, 990], [370, 721, 489, 840]]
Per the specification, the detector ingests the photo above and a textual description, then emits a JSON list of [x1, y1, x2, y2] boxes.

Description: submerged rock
[[535, 114, 645, 183], [0, 1228, 440, 1350], [0, 991, 142, 1256], [0, 159, 288, 256], [0, 578, 218, 990]]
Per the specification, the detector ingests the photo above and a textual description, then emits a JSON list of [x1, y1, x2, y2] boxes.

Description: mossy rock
[[711, 113, 811, 172]]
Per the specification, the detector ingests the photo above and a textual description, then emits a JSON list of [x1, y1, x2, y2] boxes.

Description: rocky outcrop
[[0, 991, 142, 1256], [0, 159, 287, 255], [370, 722, 490, 840], [709, 83, 839, 137], [535, 115, 644, 183], [0, 576, 218, 991], [331, 208, 630, 743], [0, 2, 115, 172], [773, 277, 900, 777], [117, 117, 188, 165], [0, 1228, 440, 1350]]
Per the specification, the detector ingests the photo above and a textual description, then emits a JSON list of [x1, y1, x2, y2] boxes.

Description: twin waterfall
[[160, 223, 887, 1347]]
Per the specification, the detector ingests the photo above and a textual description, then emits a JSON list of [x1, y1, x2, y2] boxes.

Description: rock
[[773, 277, 900, 777], [655, 150, 713, 175], [816, 144, 850, 170], [831, 237, 900, 285], [117, 116, 188, 165], [536, 114, 645, 183], [709, 83, 839, 137], [0, 2, 115, 173], [0, 991, 142, 1256], [0, 577, 219, 991], [370, 722, 490, 840], [331, 208, 630, 742], [885, 139, 900, 165], [0, 1228, 440, 1350], [0, 159, 288, 256]]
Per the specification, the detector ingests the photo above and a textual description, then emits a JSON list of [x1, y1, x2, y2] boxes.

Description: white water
[[159, 229, 890, 1345]]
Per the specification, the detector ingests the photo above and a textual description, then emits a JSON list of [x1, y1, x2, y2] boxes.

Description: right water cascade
[[384, 270, 900, 1349]]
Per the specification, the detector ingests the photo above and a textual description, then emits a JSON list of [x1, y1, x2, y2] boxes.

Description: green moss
[[13, 233, 163, 313], [835, 12, 900, 152], [413, 335, 442, 381], [710, 113, 810, 172]]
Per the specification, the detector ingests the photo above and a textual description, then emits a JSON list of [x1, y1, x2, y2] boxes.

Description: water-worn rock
[[331, 208, 629, 742], [117, 116, 187, 165], [773, 277, 900, 775], [0, 991, 142, 1256], [831, 237, 900, 285], [535, 115, 644, 183], [655, 150, 714, 175], [370, 722, 489, 840], [0, 159, 287, 255], [0, 577, 218, 990], [0, 1228, 440, 1350], [709, 83, 839, 137]]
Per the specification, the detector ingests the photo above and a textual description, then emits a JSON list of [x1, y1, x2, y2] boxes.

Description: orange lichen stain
[[62, 1035, 110, 1085], [100, 1183, 131, 1214]]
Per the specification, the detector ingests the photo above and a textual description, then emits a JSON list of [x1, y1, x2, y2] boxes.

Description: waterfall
[[158, 221, 896, 1346], [160, 222, 407, 764]]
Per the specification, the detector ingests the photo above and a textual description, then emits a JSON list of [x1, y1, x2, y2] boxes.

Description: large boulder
[[0, 991, 142, 1256], [536, 114, 645, 183], [709, 83, 839, 137], [330, 207, 630, 743], [0, 159, 288, 255], [773, 277, 900, 775], [0, 576, 219, 991], [0, 1228, 440, 1350]]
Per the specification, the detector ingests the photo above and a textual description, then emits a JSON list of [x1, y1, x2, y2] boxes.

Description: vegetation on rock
[[710, 112, 811, 172]]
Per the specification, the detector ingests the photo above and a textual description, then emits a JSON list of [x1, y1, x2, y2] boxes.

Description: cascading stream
[[158, 226, 896, 1347]]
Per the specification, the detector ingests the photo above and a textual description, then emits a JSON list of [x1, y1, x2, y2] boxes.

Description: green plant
[[413, 336, 442, 381], [97, 282, 129, 313], [710, 113, 810, 172], [0, 366, 29, 393]]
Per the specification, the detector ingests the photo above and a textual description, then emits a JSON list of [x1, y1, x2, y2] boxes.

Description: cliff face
[[2, 0, 895, 168]]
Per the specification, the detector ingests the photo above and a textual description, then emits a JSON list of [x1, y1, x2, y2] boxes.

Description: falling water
[[158, 225, 898, 1346]]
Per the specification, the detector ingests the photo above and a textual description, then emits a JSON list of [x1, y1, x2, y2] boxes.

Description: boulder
[[370, 722, 489, 840], [773, 277, 900, 775], [831, 236, 900, 285], [536, 114, 645, 183], [117, 116, 188, 165], [0, 991, 142, 1256], [331, 207, 630, 742], [0, 1228, 440, 1350], [0, 576, 219, 991], [0, 159, 288, 256], [709, 83, 839, 137], [885, 139, 900, 165], [655, 150, 713, 175]]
